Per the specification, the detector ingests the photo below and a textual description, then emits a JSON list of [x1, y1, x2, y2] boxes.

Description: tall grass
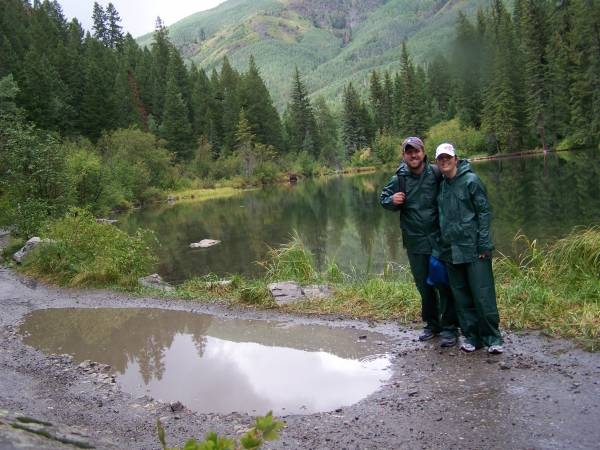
[[23, 208, 157, 289], [259, 227, 600, 348], [494, 226, 600, 349], [260, 231, 318, 283]]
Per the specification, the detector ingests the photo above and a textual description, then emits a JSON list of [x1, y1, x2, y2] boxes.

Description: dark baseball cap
[[402, 136, 424, 152]]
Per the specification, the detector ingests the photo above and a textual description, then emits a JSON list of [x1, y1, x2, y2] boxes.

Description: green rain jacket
[[437, 159, 494, 264], [380, 157, 441, 254]]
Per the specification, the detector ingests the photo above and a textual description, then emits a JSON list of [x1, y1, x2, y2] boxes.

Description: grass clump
[[261, 232, 318, 283], [495, 226, 600, 349], [298, 278, 421, 321], [23, 208, 157, 289]]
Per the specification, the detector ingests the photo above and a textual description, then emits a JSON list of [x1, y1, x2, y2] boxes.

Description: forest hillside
[[137, 0, 495, 110]]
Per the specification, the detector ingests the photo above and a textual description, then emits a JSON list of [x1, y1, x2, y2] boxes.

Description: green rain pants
[[407, 252, 458, 338], [446, 257, 502, 347]]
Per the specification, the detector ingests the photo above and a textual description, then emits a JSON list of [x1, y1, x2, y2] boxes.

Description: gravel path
[[0, 265, 599, 449]]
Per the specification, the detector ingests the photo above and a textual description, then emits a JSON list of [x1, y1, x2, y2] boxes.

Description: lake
[[118, 149, 600, 283]]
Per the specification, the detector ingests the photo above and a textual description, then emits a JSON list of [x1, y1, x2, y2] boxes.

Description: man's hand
[[392, 192, 405, 205]]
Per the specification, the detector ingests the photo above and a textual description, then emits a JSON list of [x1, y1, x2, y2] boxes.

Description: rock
[[268, 281, 304, 305], [138, 273, 174, 292], [95, 218, 118, 224], [13, 237, 46, 263], [302, 284, 332, 299], [189, 239, 221, 248], [170, 401, 184, 412], [268, 281, 333, 305]]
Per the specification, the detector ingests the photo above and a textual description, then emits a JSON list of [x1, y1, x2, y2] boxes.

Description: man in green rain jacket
[[434, 143, 503, 354], [380, 137, 458, 347]]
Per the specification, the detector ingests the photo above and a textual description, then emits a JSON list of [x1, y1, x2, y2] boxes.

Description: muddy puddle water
[[20, 308, 393, 415]]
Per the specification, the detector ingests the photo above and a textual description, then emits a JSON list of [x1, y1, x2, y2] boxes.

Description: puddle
[[20, 308, 393, 415]]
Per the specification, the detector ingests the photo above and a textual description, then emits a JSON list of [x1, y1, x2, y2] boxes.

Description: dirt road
[[0, 265, 599, 449]]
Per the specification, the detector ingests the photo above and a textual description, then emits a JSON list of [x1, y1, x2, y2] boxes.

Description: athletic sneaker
[[418, 329, 437, 341], [488, 345, 504, 354], [440, 336, 457, 348], [460, 342, 477, 353]]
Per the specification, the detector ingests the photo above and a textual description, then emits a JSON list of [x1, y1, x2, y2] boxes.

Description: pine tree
[[208, 68, 225, 157], [545, 1, 572, 143], [426, 54, 453, 123], [284, 67, 319, 157], [0, 0, 30, 78], [313, 96, 340, 165], [62, 19, 85, 136], [105, 2, 124, 50], [18, 48, 67, 132], [149, 18, 171, 120], [369, 70, 385, 132], [342, 82, 368, 158], [159, 60, 193, 161], [234, 109, 256, 178], [112, 58, 142, 129], [397, 42, 426, 136], [519, 0, 552, 148], [219, 56, 241, 152], [189, 64, 212, 141], [382, 71, 394, 131], [568, 0, 600, 144], [239, 55, 282, 150], [481, 0, 526, 151], [79, 36, 117, 139], [91, 2, 108, 44], [452, 11, 484, 128]]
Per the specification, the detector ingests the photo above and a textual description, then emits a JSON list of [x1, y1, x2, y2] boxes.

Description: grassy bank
[[175, 229, 600, 350], [8, 214, 599, 350], [164, 186, 245, 204]]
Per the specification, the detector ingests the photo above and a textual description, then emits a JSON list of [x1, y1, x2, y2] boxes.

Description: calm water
[[118, 149, 600, 282], [20, 308, 392, 415]]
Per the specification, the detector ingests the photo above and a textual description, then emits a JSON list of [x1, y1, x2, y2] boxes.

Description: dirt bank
[[0, 265, 599, 449]]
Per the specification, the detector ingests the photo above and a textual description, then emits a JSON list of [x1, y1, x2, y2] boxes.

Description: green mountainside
[[137, 0, 492, 110]]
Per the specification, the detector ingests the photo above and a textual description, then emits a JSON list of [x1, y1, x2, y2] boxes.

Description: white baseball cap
[[435, 143, 456, 158]]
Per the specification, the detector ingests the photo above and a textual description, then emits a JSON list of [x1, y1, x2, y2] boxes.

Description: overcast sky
[[58, 0, 227, 38]]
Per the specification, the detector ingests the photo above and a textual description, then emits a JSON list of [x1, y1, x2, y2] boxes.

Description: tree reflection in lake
[[21, 308, 209, 383], [118, 149, 600, 282], [20, 308, 393, 414]]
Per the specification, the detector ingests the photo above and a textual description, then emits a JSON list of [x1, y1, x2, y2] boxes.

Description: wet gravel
[[0, 265, 599, 449]]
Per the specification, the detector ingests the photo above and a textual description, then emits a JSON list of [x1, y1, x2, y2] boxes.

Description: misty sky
[[58, 0, 227, 38]]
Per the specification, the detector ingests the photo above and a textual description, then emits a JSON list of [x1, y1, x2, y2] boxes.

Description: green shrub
[[349, 147, 376, 167], [253, 161, 280, 185], [24, 208, 157, 288], [64, 146, 110, 212], [425, 118, 487, 157], [291, 151, 319, 177], [9, 198, 54, 239], [373, 131, 402, 164]]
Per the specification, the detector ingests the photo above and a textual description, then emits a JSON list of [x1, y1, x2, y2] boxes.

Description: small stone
[[170, 401, 184, 412]]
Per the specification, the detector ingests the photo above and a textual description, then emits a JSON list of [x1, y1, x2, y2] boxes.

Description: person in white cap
[[380, 137, 459, 347], [434, 143, 503, 354]]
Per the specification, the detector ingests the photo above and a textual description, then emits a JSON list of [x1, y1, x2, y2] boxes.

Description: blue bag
[[426, 255, 449, 286]]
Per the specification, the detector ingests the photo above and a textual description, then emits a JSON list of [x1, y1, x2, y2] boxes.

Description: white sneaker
[[488, 345, 504, 354], [460, 342, 476, 353]]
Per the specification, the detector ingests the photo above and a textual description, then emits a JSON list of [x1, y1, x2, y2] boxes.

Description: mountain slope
[[138, 0, 491, 110]]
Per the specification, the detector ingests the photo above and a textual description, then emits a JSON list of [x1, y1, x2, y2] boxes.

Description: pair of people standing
[[380, 137, 503, 354]]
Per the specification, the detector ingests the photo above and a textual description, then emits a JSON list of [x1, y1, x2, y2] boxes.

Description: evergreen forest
[[1, 0, 599, 239]]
